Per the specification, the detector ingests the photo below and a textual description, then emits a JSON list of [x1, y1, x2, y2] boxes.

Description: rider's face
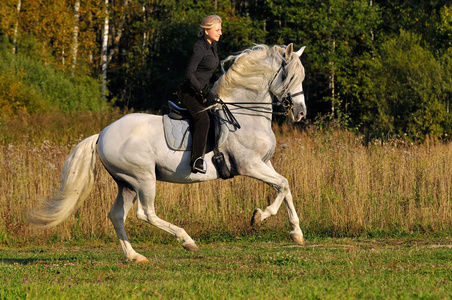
[[205, 23, 222, 44]]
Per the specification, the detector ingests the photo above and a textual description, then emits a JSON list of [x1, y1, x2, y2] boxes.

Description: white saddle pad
[[163, 113, 230, 151]]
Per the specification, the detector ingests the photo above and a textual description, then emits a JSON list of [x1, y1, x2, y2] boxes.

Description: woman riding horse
[[29, 43, 307, 263], [178, 15, 223, 174]]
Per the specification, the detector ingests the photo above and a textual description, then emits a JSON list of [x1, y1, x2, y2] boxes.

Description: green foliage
[[221, 16, 267, 56], [0, 38, 109, 116], [366, 30, 448, 141], [261, 0, 381, 126], [436, 5, 452, 49], [376, 0, 451, 52], [1, 0, 452, 140]]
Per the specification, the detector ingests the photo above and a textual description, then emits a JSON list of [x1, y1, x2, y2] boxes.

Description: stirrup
[[192, 157, 207, 174]]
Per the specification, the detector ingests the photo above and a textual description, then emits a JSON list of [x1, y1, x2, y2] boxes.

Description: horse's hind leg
[[108, 182, 149, 263], [248, 161, 305, 246], [136, 176, 199, 251]]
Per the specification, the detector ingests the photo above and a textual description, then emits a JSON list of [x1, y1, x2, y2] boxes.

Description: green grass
[[1, 237, 451, 299]]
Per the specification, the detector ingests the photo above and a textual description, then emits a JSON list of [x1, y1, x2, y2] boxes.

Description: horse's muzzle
[[293, 104, 307, 122]]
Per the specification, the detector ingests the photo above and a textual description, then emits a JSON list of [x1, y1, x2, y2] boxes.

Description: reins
[[206, 55, 304, 128], [214, 97, 297, 116], [207, 90, 303, 129], [209, 89, 303, 116]]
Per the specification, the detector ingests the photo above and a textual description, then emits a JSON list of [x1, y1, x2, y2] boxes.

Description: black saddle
[[168, 101, 190, 120]]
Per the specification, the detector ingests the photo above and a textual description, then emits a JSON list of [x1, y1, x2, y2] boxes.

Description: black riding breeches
[[179, 91, 210, 165]]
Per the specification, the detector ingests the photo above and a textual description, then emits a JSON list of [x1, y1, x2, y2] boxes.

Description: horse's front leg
[[247, 161, 305, 246]]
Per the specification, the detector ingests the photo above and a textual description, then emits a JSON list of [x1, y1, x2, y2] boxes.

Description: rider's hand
[[205, 91, 218, 105]]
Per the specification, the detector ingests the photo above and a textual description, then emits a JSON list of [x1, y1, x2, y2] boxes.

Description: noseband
[[275, 91, 304, 117]]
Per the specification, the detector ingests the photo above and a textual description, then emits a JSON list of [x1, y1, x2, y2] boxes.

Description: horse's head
[[216, 43, 307, 122], [269, 44, 307, 122]]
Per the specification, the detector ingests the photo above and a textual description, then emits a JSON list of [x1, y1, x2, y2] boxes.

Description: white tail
[[28, 134, 99, 228]]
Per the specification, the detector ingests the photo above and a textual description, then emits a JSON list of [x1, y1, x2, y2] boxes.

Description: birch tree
[[12, 0, 21, 54], [72, 0, 80, 75], [108, 0, 128, 62], [101, 0, 109, 98]]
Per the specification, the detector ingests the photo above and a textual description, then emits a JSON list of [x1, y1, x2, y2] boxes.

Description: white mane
[[215, 44, 305, 99]]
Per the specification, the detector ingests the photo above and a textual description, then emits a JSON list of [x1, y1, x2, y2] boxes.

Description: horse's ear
[[295, 46, 306, 57], [285, 43, 294, 58]]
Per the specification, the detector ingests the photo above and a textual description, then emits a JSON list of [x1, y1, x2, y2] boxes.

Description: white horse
[[29, 43, 307, 262]]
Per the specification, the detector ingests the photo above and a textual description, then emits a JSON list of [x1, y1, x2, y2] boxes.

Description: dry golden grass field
[[1, 111, 451, 246]]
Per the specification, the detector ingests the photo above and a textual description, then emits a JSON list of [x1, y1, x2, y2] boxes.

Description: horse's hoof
[[136, 257, 150, 263], [127, 255, 149, 263], [290, 232, 306, 246], [183, 243, 200, 251], [251, 209, 263, 227]]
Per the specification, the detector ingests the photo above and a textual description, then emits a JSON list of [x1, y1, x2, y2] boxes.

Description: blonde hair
[[198, 15, 222, 37]]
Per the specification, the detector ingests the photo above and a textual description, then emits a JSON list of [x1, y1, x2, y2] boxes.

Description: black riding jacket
[[182, 36, 219, 95]]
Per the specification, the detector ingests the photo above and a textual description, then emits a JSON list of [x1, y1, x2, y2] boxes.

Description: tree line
[[0, 0, 451, 141]]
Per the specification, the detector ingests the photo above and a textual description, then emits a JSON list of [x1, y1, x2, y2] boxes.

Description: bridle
[[210, 60, 304, 123], [268, 60, 305, 116]]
